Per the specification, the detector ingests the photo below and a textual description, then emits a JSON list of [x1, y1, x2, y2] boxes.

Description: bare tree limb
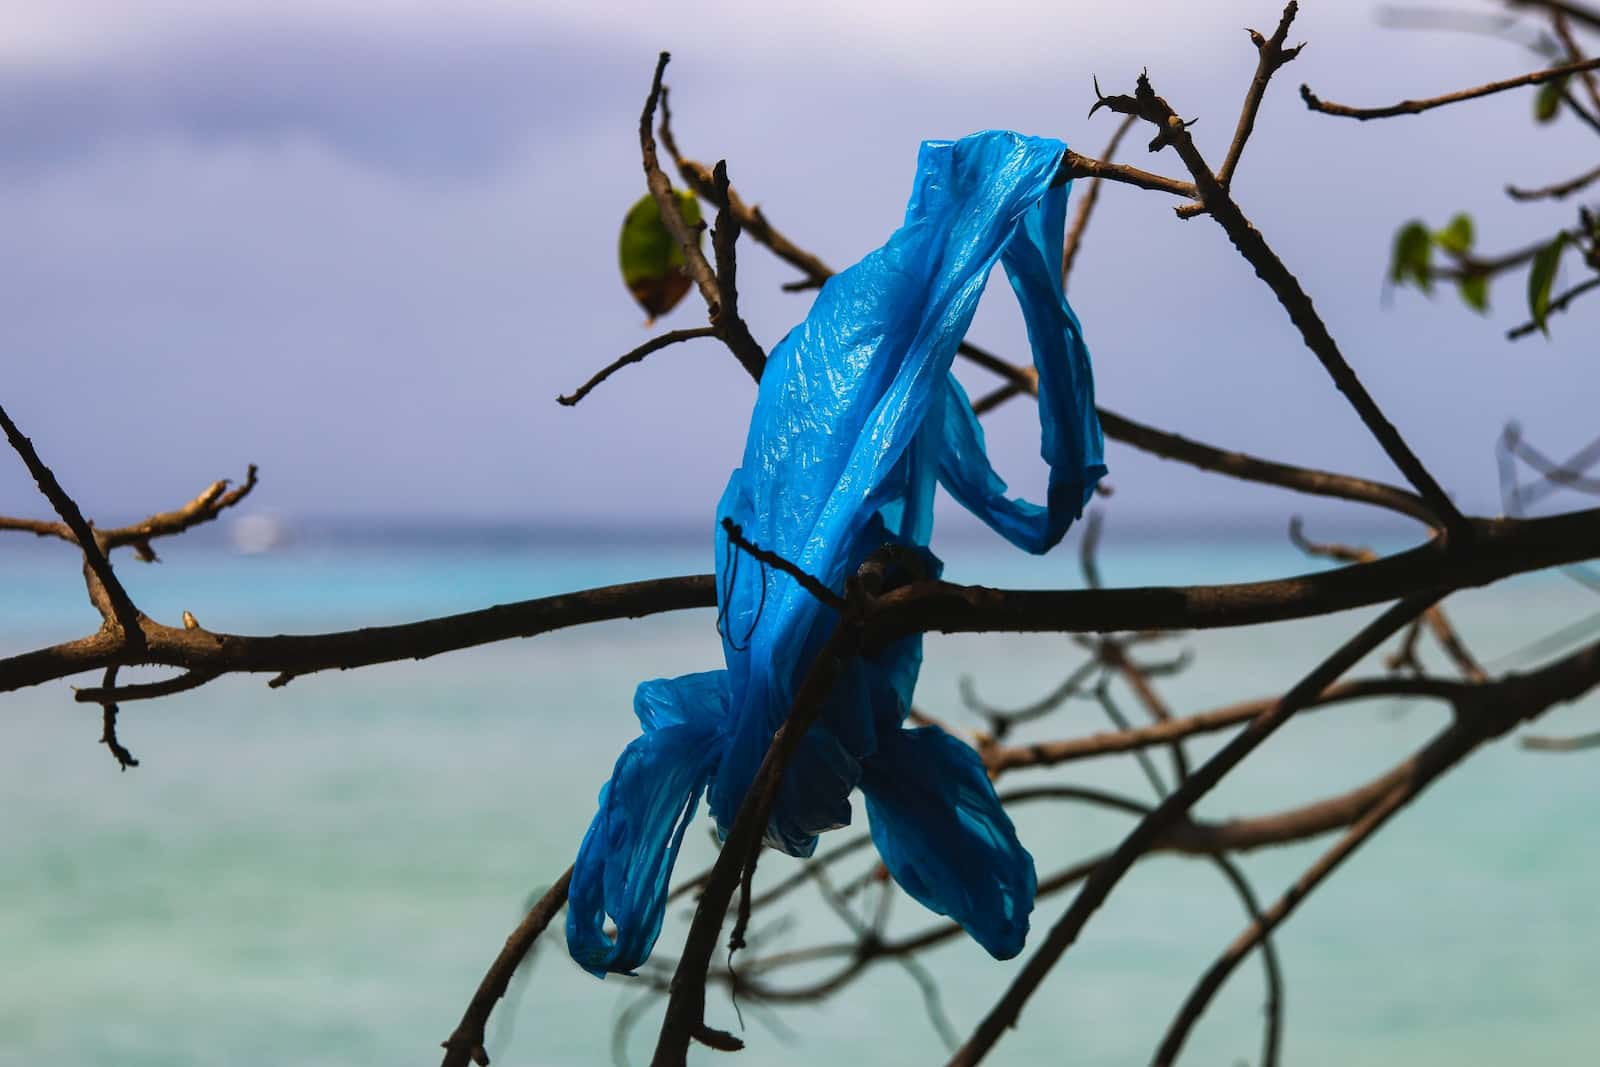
[[1056, 148, 1198, 199], [946, 594, 1435, 1066], [0, 466, 260, 562], [0, 402, 145, 644], [440, 867, 574, 1067], [1507, 275, 1600, 338], [1175, 0, 1305, 219], [1506, 162, 1600, 200], [94, 665, 139, 771], [1522, 728, 1600, 750], [653, 614, 863, 1065], [1151, 635, 1600, 1063], [1301, 55, 1600, 119], [558, 328, 718, 406], [984, 676, 1462, 774], [639, 54, 722, 321], [1062, 115, 1137, 287], [1101, 70, 1470, 540]]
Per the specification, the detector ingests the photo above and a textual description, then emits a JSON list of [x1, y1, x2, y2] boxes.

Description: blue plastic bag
[[567, 130, 1105, 978]]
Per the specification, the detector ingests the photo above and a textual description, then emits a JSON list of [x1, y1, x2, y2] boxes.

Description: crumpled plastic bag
[[567, 129, 1106, 977]]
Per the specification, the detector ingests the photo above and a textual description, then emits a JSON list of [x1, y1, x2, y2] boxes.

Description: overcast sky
[[1, 0, 1594, 538]]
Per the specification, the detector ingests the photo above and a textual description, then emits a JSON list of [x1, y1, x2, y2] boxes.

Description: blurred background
[[3, 1, 1599, 1064]]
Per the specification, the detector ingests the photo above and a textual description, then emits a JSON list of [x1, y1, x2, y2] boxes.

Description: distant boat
[[230, 514, 290, 555]]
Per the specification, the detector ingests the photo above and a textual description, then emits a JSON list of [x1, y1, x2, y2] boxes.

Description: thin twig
[[664, 159, 834, 293], [639, 54, 721, 318], [719, 518, 847, 612], [1174, 1, 1305, 219], [1522, 729, 1600, 750], [1062, 115, 1137, 287], [1507, 0, 1600, 36], [558, 328, 718, 406], [95, 665, 139, 771], [1056, 148, 1198, 200], [0, 402, 145, 644], [705, 161, 769, 380], [74, 670, 220, 704], [985, 676, 1462, 775], [1507, 275, 1600, 338], [960, 658, 1099, 741], [1221, 2, 1306, 185], [0, 466, 260, 561], [652, 615, 863, 1065], [1506, 163, 1600, 200], [1551, 8, 1600, 113], [440, 867, 574, 1067], [1301, 55, 1600, 119]]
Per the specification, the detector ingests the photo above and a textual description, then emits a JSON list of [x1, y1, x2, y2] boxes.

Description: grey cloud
[[0, 18, 640, 179]]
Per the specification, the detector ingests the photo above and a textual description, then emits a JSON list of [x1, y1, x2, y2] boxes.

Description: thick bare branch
[[0, 574, 718, 694], [10, 505, 1600, 697]]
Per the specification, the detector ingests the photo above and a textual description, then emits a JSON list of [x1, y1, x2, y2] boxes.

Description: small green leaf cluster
[[1388, 213, 1487, 313]]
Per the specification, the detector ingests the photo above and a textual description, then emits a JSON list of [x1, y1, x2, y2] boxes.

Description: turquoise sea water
[[3, 524, 1598, 1066]]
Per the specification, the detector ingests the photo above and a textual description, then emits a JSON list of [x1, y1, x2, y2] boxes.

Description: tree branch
[[984, 676, 1462, 774], [945, 594, 1435, 1066], [1055, 147, 1198, 200], [440, 867, 574, 1067], [0, 402, 145, 645], [1062, 115, 1137, 287], [1507, 275, 1600, 338], [652, 614, 863, 1065], [1105, 73, 1470, 540], [639, 54, 722, 318], [1506, 162, 1600, 200], [1301, 55, 1600, 119], [9, 506, 1600, 697], [1151, 634, 1600, 1063], [557, 328, 718, 406], [1174, 1, 1305, 219]]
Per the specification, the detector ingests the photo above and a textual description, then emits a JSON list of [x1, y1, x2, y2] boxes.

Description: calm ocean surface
[[3, 522, 1598, 1066]]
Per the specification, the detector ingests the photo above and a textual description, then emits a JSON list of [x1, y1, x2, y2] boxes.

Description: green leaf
[[1433, 213, 1475, 255], [618, 190, 703, 322], [1527, 232, 1569, 335], [1534, 75, 1568, 123], [1457, 273, 1489, 314], [1389, 221, 1434, 294]]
